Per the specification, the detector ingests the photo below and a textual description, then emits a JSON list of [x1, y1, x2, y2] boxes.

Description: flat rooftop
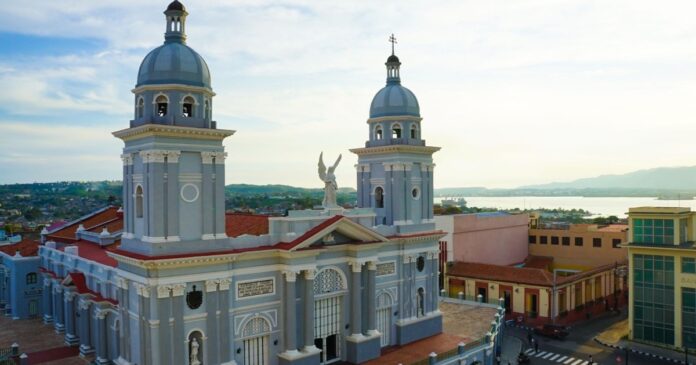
[[359, 300, 498, 365], [628, 206, 692, 214]]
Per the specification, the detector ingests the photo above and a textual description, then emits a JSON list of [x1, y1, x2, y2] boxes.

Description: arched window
[[242, 317, 271, 365], [417, 287, 425, 317], [135, 185, 144, 218], [188, 331, 203, 365], [136, 97, 145, 119], [204, 100, 210, 120], [391, 123, 401, 139], [375, 187, 384, 208], [182, 96, 195, 117], [156, 95, 168, 117], [375, 126, 383, 140], [26, 272, 37, 285], [410, 124, 418, 139]]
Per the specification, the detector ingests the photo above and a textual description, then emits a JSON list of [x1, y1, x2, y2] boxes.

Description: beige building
[[528, 220, 628, 270]]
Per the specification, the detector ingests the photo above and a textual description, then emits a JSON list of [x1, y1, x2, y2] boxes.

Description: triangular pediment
[[289, 217, 389, 251]]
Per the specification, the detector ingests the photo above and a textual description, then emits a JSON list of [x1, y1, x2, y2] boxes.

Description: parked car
[[534, 324, 570, 339]]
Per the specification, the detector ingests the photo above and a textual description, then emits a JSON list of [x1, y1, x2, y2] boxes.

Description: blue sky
[[1, 1, 696, 188]]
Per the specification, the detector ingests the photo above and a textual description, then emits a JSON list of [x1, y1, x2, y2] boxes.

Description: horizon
[[2, 1, 696, 188]]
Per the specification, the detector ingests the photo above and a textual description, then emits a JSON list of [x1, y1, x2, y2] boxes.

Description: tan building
[[445, 256, 627, 325], [528, 220, 628, 270]]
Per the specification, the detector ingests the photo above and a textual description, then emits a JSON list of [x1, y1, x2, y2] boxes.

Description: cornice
[[131, 84, 216, 97], [349, 145, 441, 156], [366, 115, 423, 124], [113, 124, 235, 142]]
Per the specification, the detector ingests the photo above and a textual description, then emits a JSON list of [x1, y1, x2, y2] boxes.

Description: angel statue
[[318, 152, 342, 208]]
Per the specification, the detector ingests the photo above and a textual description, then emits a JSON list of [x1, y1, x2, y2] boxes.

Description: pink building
[[435, 212, 529, 266]]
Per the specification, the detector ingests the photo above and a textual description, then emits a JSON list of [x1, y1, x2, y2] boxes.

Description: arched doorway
[[313, 267, 347, 364], [241, 317, 271, 365], [376, 292, 394, 347]]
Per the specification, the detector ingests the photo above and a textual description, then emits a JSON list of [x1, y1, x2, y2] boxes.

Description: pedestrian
[[589, 354, 593, 364], [534, 339, 539, 353], [527, 331, 532, 344]]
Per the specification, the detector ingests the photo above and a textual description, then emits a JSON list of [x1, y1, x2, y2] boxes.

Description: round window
[[180, 183, 200, 203], [417, 256, 425, 272], [412, 187, 420, 200], [186, 285, 203, 309]]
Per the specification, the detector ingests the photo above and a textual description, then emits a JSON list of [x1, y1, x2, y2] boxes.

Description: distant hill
[[520, 166, 696, 190], [226, 184, 355, 195], [435, 166, 696, 198]]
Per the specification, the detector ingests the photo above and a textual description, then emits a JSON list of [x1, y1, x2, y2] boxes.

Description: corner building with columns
[[35, 2, 444, 365]]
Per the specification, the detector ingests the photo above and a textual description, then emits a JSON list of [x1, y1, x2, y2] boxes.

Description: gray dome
[[137, 42, 211, 88], [369, 83, 420, 118]]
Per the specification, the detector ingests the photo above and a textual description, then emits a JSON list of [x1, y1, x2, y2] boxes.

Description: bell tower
[[114, 1, 234, 256], [350, 36, 440, 229]]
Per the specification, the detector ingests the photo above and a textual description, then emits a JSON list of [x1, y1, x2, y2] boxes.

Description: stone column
[[78, 298, 93, 356], [95, 310, 109, 364], [430, 253, 439, 313], [303, 269, 317, 351], [349, 262, 363, 337], [54, 283, 65, 333], [217, 279, 232, 363], [64, 289, 79, 345], [366, 262, 377, 334], [283, 271, 299, 354], [43, 277, 53, 323]]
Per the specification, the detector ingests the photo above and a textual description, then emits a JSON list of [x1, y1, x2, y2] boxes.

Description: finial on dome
[[385, 34, 401, 83], [164, 1, 188, 44]]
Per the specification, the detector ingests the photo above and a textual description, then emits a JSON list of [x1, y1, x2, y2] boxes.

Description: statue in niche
[[190, 337, 201, 365], [318, 152, 342, 208]]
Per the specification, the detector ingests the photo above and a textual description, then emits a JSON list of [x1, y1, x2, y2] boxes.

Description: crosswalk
[[523, 348, 596, 365]]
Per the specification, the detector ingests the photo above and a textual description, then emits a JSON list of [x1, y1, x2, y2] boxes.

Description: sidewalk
[[594, 318, 693, 365], [501, 334, 522, 364]]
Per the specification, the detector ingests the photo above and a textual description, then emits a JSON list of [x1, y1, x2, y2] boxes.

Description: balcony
[[365, 138, 426, 148], [130, 115, 216, 129]]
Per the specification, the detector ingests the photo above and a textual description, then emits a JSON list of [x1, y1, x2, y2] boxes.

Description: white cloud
[[2, 1, 696, 187]]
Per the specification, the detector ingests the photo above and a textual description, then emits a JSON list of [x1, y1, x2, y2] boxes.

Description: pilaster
[[281, 270, 299, 356]]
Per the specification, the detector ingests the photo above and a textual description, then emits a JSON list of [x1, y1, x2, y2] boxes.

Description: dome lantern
[[164, 1, 188, 44], [369, 35, 420, 119]]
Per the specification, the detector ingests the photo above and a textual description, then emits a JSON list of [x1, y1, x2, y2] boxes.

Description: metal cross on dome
[[389, 33, 397, 55]]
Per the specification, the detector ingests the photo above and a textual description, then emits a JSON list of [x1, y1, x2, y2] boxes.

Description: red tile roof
[[65, 272, 118, 305], [449, 261, 555, 287], [60, 240, 120, 268], [225, 213, 269, 237], [448, 259, 627, 287], [46, 206, 121, 243], [523, 255, 554, 270], [0, 238, 39, 257]]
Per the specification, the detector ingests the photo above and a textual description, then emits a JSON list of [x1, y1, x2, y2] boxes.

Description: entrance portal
[[314, 334, 339, 364]]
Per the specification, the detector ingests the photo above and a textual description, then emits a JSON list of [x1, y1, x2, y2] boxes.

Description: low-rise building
[[626, 206, 696, 350], [435, 212, 529, 266], [0, 239, 42, 319], [528, 219, 628, 269], [445, 256, 626, 325]]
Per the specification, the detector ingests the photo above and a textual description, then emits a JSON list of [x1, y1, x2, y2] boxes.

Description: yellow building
[[626, 207, 696, 350], [529, 222, 628, 269]]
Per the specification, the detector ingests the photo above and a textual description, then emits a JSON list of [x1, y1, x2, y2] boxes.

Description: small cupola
[[164, 1, 188, 44]]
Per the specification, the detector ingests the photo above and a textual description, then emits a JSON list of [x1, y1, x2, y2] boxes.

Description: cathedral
[[29, 1, 444, 364]]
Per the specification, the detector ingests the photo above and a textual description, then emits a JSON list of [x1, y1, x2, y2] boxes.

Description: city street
[[504, 312, 683, 365]]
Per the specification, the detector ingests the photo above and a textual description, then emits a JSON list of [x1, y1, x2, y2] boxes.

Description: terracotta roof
[[0, 238, 39, 257], [449, 261, 555, 286], [449, 259, 627, 287], [225, 213, 269, 237], [60, 240, 120, 268], [523, 255, 554, 269], [65, 272, 118, 305], [46, 206, 122, 242]]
